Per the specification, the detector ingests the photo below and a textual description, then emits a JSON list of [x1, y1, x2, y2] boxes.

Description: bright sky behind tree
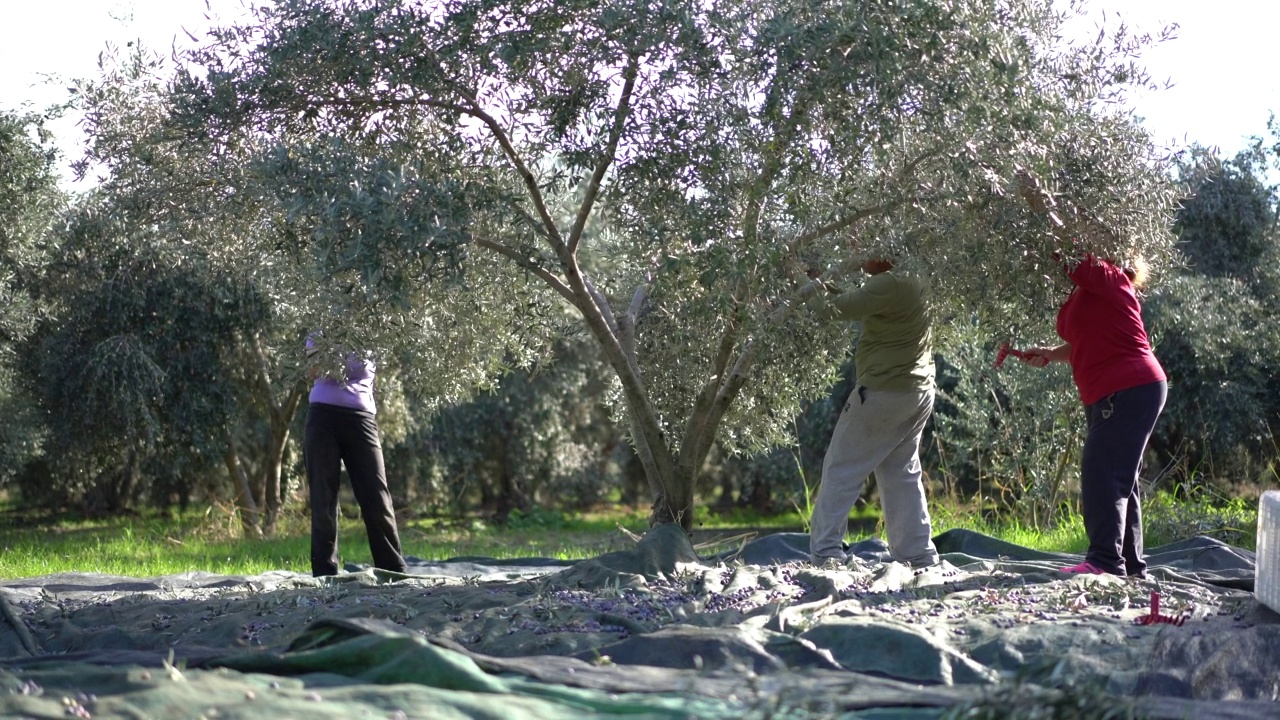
[[1, 0, 1277, 188]]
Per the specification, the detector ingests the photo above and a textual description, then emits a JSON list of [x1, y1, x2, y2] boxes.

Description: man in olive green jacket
[[805, 258, 938, 567]]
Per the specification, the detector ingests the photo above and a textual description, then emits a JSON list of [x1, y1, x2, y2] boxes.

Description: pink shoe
[[1060, 561, 1106, 575]]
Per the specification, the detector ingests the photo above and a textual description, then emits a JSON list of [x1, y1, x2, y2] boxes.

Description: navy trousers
[[304, 403, 407, 576], [1079, 380, 1167, 577]]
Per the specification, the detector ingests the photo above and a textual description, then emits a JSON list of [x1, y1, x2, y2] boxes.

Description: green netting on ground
[[1, 526, 1277, 719]]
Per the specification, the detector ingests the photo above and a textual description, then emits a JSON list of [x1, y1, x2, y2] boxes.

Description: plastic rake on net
[[993, 342, 1027, 369], [1134, 591, 1188, 627]]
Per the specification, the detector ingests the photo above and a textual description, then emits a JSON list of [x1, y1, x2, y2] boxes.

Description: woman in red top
[[1021, 254, 1167, 577]]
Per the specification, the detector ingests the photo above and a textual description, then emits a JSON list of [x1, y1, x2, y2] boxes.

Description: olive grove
[[149, 0, 1181, 532]]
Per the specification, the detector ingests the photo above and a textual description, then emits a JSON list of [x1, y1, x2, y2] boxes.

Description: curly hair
[[1122, 255, 1150, 291]]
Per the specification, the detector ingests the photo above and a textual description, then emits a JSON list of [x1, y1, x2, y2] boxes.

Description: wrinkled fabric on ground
[[1, 526, 1276, 719]]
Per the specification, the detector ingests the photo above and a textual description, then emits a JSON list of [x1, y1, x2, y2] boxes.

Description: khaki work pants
[[808, 385, 938, 567]]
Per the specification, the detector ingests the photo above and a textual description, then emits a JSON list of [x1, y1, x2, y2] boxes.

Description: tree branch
[[1016, 165, 1121, 247], [306, 91, 569, 254], [279, 383, 305, 432], [567, 57, 639, 257], [741, 98, 810, 247], [899, 148, 937, 180], [249, 332, 279, 416], [557, 265, 676, 519], [617, 283, 648, 369], [582, 273, 622, 341], [393, 76, 678, 515], [472, 237, 577, 304], [685, 332, 758, 484], [786, 150, 935, 256], [626, 283, 648, 318], [676, 307, 743, 480], [438, 82, 674, 500], [587, 278, 666, 506], [788, 202, 896, 253], [433, 92, 567, 253], [508, 201, 553, 240]]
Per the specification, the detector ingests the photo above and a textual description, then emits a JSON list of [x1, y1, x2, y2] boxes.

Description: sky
[[2, 0, 1278, 188]]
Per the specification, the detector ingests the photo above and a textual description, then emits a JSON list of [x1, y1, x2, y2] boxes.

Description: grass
[[1142, 489, 1258, 548], [927, 488, 1261, 554], [931, 506, 1091, 554], [0, 491, 1259, 580], [0, 513, 311, 578], [0, 504, 663, 579]]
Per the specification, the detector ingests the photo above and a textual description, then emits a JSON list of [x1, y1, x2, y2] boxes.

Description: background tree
[[1143, 142, 1280, 493], [0, 110, 64, 487], [15, 46, 320, 531], [161, 0, 1179, 533], [25, 224, 272, 515], [927, 321, 1084, 526], [385, 336, 622, 521], [1169, 146, 1275, 280]]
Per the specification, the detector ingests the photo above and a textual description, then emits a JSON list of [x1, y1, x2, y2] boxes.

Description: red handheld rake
[[993, 342, 1027, 369], [1134, 591, 1188, 627]]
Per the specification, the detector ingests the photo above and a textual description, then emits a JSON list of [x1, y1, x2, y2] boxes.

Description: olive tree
[[29, 46, 325, 530], [166, 0, 1179, 531], [1141, 145, 1280, 490], [29, 225, 273, 514], [0, 110, 64, 485], [1171, 146, 1276, 280], [0, 111, 61, 344], [387, 336, 621, 519]]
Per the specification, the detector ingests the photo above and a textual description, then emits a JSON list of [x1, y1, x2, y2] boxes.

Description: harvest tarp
[[1, 526, 1276, 719]]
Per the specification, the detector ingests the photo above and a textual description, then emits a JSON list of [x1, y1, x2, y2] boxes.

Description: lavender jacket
[[306, 337, 377, 414]]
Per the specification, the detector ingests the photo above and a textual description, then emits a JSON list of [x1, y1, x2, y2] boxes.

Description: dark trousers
[[304, 403, 407, 576], [1080, 380, 1167, 577]]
